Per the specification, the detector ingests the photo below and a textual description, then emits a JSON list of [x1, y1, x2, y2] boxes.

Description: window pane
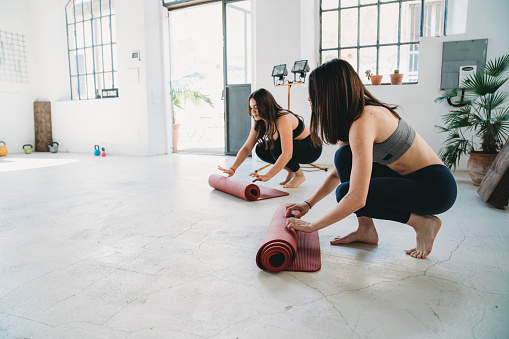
[[322, 11, 338, 49], [359, 47, 377, 84], [78, 75, 86, 99], [67, 25, 76, 50], [95, 73, 103, 92], [359, 5, 377, 46], [379, 3, 399, 44], [74, 3, 83, 22], [84, 20, 93, 47], [94, 47, 103, 73], [104, 72, 113, 89], [112, 44, 117, 71], [341, 0, 357, 7], [87, 74, 96, 99], [85, 47, 94, 74], [400, 43, 419, 82], [69, 51, 78, 76], [71, 76, 79, 100], [379, 45, 398, 77], [340, 48, 358, 72], [360, 0, 377, 4], [76, 23, 84, 48], [111, 15, 117, 43], [401, 0, 421, 43], [113, 71, 118, 88], [92, 18, 102, 45], [322, 50, 338, 64], [102, 18, 111, 44], [110, 0, 116, 15], [100, 0, 111, 16], [83, 1, 92, 21], [340, 8, 357, 48], [321, 0, 338, 10], [77, 51, 85, 74], [423, 0, 444, 37], [66, 4, 75, 23], [103, 46, 112, 72]]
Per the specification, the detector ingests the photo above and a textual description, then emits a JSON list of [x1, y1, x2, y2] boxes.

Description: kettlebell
[[48, 141, 59, 153], [101, 147, 106, 157], [94, 145, 101, 156], [0, 141, 7, 157], [23, 144, 33, 154]]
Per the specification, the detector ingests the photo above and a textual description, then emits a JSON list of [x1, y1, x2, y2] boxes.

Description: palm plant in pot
[[171, 73, 213, 151], [435, 54, 509, 185]]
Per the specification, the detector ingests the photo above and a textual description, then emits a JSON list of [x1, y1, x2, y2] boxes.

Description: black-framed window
[[66, 0, 118, 100], [320, 0, 447, 84]]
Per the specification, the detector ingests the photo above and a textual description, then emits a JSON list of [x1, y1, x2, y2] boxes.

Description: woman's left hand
[[250, 172, 270, 182], [286, 218, 316, 233]]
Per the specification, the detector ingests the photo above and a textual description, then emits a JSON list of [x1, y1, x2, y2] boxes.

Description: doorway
[[168, 0, 252, 155]]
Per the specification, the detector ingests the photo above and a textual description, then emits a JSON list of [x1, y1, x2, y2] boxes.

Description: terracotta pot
[[173, 124, 180, 152], [390, 73, 404, 85], [370, 75, 383, 85], [467, 152, 498, 186]]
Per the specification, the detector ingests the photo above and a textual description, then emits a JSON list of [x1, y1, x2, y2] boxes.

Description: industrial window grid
[[65, 0, 117, 100], [0, 30, 29, 84], [320, 0, 448, 84]]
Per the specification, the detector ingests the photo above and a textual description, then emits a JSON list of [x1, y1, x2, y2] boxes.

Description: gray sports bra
[[373, 118, 416, 165]]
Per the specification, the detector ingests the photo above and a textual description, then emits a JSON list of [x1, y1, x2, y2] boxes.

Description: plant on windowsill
[[390, 69, 404, 85], [170, 73, 214, 151], [435, 54, 509, 185], [365, 69, 382, 86]]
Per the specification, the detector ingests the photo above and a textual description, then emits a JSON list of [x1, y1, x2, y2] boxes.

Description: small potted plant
[[435, 54, 509, 185], [390, 69, 404, 85], [365, 69, 383, 85]]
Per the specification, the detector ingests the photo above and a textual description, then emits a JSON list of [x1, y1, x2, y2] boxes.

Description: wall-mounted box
[[441, 39, 488, 90]]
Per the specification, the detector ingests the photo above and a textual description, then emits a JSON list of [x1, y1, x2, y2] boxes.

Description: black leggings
[[335, 145, 457, 223], [255, 136, 322, 172]]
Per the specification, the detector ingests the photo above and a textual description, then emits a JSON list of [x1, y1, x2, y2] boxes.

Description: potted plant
[[365, 69, 383, 85], [435, 54, 509, 185], [171, 73, 214, 151], [390, 69, 404, 85]]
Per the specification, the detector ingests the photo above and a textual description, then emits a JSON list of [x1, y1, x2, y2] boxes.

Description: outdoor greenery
[[435, 54, 509, 169], [171, 73, 213, 124]]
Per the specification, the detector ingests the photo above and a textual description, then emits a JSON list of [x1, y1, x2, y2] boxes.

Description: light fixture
[[291, 60, 310, 83], [271, 64, 287, 86]]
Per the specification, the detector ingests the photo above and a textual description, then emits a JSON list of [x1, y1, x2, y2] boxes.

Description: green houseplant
[[435, 54, 509, 184], [170, 73, 214, 151]]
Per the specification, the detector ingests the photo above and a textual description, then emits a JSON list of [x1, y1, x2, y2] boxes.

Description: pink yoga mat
[[209, 174, 289, 201], [256, 204, 321, 272]]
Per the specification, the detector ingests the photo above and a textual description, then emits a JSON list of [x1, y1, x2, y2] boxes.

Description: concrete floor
[[0, 152, 508, 338]]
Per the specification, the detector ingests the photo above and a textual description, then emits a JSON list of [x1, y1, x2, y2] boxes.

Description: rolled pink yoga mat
[[208, 174, 289, 201], [256, 204, 321, 272]]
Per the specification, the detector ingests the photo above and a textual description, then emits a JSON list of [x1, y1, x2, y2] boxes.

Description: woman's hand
[[286, 218, 316, 233], [285, 202, 310, 219], [218, 165, 235, 177], [249, 172, 270, 182]]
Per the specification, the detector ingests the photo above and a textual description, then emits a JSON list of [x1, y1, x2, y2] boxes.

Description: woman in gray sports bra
[[285, 59, 457, 259]]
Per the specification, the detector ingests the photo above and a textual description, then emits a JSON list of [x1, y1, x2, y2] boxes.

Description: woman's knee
[[255, 143, 275, 164]]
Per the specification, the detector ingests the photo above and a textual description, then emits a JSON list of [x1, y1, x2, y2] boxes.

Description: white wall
[[0, 0, 167, 156], [254, 0, 509, 170]]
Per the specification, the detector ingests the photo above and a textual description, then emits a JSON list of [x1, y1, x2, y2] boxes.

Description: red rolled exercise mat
[[208, 174, 289, 201], [256, 204, 321, 272]]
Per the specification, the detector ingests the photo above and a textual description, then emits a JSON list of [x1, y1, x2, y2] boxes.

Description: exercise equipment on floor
[[94, 145, 101, 156], [48, 142, 59, 153], [256, 204, 321, 272], [208, 174, 289, 201], [101, 147, 106, 157], [0, 141, 7, 156], [23, 144, 33, 154]]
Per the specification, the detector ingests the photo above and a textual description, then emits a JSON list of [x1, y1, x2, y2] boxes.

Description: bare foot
[[405, 214, 442, 259], [283, 169, 305, 188], [279, 168, 295, 185], [330, 217, 379, 245]]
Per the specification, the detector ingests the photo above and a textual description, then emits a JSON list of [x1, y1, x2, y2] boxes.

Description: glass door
[[168, 0, 251, 154]]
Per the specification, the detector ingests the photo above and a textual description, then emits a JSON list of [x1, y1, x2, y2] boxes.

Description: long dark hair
[[248, 88, 292, 148], [308, 58, 400, 145]]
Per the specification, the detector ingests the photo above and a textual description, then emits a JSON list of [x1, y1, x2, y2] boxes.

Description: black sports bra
[[275, 113, 305, 140]]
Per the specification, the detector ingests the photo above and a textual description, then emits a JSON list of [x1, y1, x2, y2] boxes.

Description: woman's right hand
[[285, 202, 310, 219], [218, 165, 235, 177]]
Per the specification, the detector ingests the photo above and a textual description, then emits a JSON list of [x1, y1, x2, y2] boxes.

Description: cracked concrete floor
[[0, 152, 508, 338]]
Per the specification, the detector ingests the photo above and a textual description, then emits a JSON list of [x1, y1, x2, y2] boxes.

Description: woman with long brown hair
[[218, 88, 322, 188], [285, 59, 457, 259]]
